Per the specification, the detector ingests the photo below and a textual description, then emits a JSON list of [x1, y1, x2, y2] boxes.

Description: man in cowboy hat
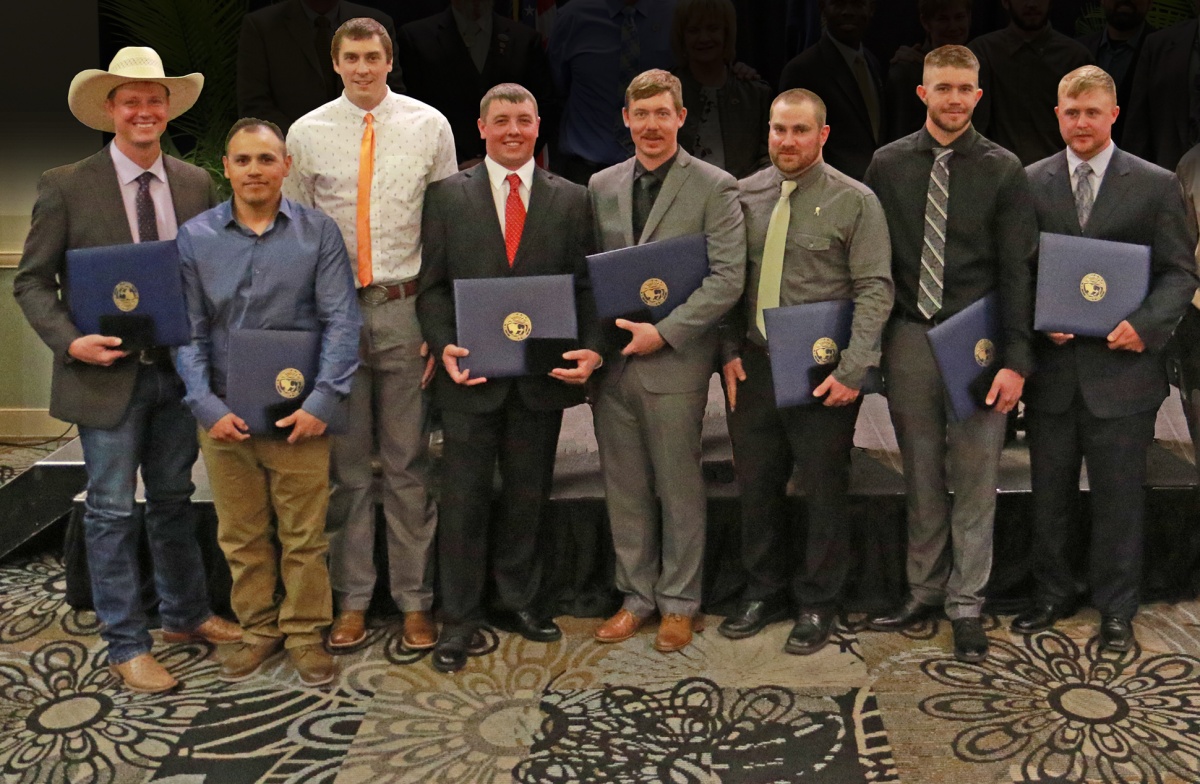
[[13, 46, 242, 694]]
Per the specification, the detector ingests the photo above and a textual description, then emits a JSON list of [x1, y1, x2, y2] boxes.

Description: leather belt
[[359, 279, 418, 306]]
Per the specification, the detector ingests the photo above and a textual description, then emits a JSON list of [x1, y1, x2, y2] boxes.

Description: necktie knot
[[780, 179, 797, 199], [933, 146, 953, 164], [364, 112, 374, 127], [136, 171, 155, 188], [506, 172, 522, 192]]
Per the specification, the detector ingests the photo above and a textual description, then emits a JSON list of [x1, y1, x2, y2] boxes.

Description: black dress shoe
[[431, 626, 474, 673], [490, 610, 562, 643], [1099, 616, 1134, 652], [784, 609, 834, 655], [717, 599, 789, 640], [867, 595, 938, 632], [1011, 601, 1074, 634], [952, 617, 989, 663]]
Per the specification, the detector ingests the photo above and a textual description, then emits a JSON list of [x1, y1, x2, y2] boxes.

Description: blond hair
[[1058, 65, 1117, 102]]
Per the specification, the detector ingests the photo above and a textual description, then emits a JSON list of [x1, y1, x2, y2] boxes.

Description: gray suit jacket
[[13, 147, 219, 429], [1024, 147, 1199, 418], [588, 148, 746, 394]]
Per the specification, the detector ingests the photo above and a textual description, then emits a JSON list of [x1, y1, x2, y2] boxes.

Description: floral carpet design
[[5, 553, 1200, 782]]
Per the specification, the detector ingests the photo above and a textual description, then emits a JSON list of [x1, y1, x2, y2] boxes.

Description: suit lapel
[[285, 0, 324, 78], [1042, 152, 1080, 234], [437, 9, 482, 87], [615, 160, 636, 248], [639, 151, 693, 244], [89, 148, 135, 245], [465, 164, 510, 273], [1085, 147, 1132, 237]]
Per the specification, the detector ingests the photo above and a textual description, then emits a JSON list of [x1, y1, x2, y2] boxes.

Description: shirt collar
[[608, 0, 642, 19], [339, 88, 394, 118], [1067, 141, 1116, 181], [300, 1, 340, 26], [484, 155, 536, 191], [1099, 22, 1146, 53], [451, 5, 492, 38], [825, 31, 865, 70], [221, 196, 293, 234], [774, 158, 825, 190], [1002, 22, 1054, 55], [110, 142, 166, 186], [915, 124, 980, 156], [633, 150, 678, 183]]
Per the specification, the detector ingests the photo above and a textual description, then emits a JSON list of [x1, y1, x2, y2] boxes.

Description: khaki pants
[[199, 430, 332, 648]]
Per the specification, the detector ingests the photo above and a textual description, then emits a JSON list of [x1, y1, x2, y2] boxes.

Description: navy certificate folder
[[763, 299, 882, 407], [926, 293, 1002, 422], [454, 274, 578, 379], [66, 239, 190, 349], [1034, 232, 1151, 337], [586, 234, 709, 323], [226, 329, 338, 436]]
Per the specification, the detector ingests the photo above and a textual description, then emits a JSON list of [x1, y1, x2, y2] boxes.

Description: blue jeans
[[78, 363, 209, 664]]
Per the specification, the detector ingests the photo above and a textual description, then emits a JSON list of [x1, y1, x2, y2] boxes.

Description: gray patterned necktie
[[135, 171, 158, 243], [918, 147, 952, 319], [1074, 161, 1094, 229]]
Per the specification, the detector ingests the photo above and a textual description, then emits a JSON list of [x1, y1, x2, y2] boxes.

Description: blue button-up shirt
[[175, 197, 362, 430]]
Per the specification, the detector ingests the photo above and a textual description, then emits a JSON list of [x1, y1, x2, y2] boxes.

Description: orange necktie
[[356, 113, 375, 287]]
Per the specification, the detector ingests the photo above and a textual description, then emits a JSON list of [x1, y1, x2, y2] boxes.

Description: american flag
[[513, 0, 557, 46]]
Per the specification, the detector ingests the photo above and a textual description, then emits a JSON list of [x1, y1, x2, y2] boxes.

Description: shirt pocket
[[789, 232, 832, 253]]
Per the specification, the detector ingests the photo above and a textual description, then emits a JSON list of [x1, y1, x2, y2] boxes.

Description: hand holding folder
[[453, 275, 578, 379], [762, 300, 882, 408]]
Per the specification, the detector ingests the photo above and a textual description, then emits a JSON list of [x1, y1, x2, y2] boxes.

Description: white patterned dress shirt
[[284, 89, 457, 284]]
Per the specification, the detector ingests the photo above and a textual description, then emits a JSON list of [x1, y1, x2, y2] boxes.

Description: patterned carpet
[[3, 551, 1200, 783]]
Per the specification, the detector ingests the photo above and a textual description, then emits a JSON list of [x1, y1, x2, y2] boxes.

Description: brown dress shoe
[[594, 609, 647, 643], [328, 610, 367, 650], [290, 644, 336, 687], [110, 653, 178, 694], [162, 615, 243, 644], [219, 638, 284, 682], [402, 611, 438, 650], [654, 614, 702, 653]]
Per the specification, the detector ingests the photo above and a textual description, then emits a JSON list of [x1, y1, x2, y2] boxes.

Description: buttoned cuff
[[193, 396, 233, 432], [301, 389, 339, 426]]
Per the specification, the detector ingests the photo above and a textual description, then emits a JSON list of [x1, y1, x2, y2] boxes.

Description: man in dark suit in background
[[237, 0, 403, 133], [1123, 1, 1200, 172], [778, 0, 884, 181], [13, 47, 240, 693], [1013, 66, 1198, 651], [398, 0, 556, 169], [1076, 0, 1154, 146], [417, 83, 603, 673]]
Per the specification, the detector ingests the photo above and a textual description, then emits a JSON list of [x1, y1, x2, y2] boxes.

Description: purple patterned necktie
[[135, 171, 158, 243]]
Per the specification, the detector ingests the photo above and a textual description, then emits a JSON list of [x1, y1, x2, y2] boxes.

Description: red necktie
[[504, 172, 526, 266]]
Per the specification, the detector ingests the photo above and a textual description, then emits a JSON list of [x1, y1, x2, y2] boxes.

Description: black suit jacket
[[1077, 24, 1155, 146], [1124, 19, 1196, 171], [237, 0, 402, 133], [397, 9, 556, 164], [1024, 148, 1198, 418], [417, 163, 599, 414], [778, 34, 883, 181]]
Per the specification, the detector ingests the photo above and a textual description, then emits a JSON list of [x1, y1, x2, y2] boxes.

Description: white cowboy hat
[[67, 46, 204, 132]]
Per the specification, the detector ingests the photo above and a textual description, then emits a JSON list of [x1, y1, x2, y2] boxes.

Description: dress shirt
[[284, 89, 458, 283], [1094, 24, 1146, 89], [109, 144, 178, 242], [452, 5, 493, 72], [864, 126, 1037, 373], [1066, 140, 1117, 198], [726, 161, 894, 388], [969, 24, 1093, 165], [547, 0, 677, 165], [483, 155, 534, 237], [175, 197, 363, 430]]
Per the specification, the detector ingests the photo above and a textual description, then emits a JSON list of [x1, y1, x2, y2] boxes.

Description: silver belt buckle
[[138, 350, 156, 366], [360, 284, 389, 307]]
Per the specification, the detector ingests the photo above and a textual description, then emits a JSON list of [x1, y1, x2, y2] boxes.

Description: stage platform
[[4, 380, 1199, 619]]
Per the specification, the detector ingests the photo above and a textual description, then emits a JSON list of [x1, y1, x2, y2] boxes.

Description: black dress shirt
[[863, 126, 1037, 374]]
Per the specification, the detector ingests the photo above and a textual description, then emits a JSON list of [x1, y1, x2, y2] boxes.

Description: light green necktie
[[755, 179, 798, 339]]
